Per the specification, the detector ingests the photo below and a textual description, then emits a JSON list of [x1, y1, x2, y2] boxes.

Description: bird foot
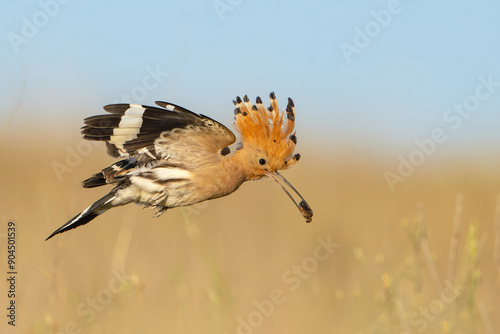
[[151, 206, 167, 218], [151, 191, 167, 206]]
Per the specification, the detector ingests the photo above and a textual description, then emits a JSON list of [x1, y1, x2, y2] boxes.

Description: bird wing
[[81, 101, 236, 169]]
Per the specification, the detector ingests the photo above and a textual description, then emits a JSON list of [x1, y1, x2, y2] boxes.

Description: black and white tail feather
[[45, 192, 117, 240], [46, 102, 236, 240]]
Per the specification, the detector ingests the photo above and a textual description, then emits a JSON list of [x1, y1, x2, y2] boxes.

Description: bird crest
[[233, 92, 300, 173]]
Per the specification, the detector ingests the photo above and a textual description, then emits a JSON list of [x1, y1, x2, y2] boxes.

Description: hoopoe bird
[[46, 92, 313, 240]]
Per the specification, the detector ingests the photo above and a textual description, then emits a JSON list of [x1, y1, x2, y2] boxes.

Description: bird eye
[[259, 159, 266, 165]]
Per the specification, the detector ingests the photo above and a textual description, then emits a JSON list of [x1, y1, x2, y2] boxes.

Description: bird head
[[232, 92, 313, 223], [233, 92, 300, 179]]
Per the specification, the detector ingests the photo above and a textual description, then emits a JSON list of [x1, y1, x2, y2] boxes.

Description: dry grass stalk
[[417, 202, 443, 294], [447, 194, 463, 289]]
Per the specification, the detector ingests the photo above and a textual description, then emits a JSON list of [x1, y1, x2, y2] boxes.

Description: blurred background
[[1, 1, 500, 333]]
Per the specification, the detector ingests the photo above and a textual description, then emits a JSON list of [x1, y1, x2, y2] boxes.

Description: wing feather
[[81, 101, 236, 167]]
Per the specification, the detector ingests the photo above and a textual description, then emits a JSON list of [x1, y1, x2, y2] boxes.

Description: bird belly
[[112, 164, 243, 211], [112, 173, 196, 208]]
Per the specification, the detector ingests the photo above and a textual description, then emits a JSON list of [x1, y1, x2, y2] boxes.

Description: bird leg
[[152, 206, 167, 218], [149, 191, 168, 217]]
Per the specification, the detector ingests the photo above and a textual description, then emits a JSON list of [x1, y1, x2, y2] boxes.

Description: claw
[[151, 191, 168, 206], [152, 206, 167, 218]]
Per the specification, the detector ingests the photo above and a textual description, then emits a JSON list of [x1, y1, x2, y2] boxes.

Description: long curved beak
[[265, 171, 313, 223]]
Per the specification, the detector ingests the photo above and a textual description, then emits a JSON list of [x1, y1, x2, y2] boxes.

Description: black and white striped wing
[[81, 102, 236, 167]]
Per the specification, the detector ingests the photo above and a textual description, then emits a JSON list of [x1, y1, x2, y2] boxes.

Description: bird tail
[[46, 192, 117, 240]]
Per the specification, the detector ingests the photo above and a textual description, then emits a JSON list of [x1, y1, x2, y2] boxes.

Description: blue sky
[[1, 0, 500, 156]]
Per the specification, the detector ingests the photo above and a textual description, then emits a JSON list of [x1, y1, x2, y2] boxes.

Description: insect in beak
[[265, 171, 313, 223]]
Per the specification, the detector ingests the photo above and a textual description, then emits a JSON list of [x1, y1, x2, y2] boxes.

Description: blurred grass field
[[1, 132, 500, 334]]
